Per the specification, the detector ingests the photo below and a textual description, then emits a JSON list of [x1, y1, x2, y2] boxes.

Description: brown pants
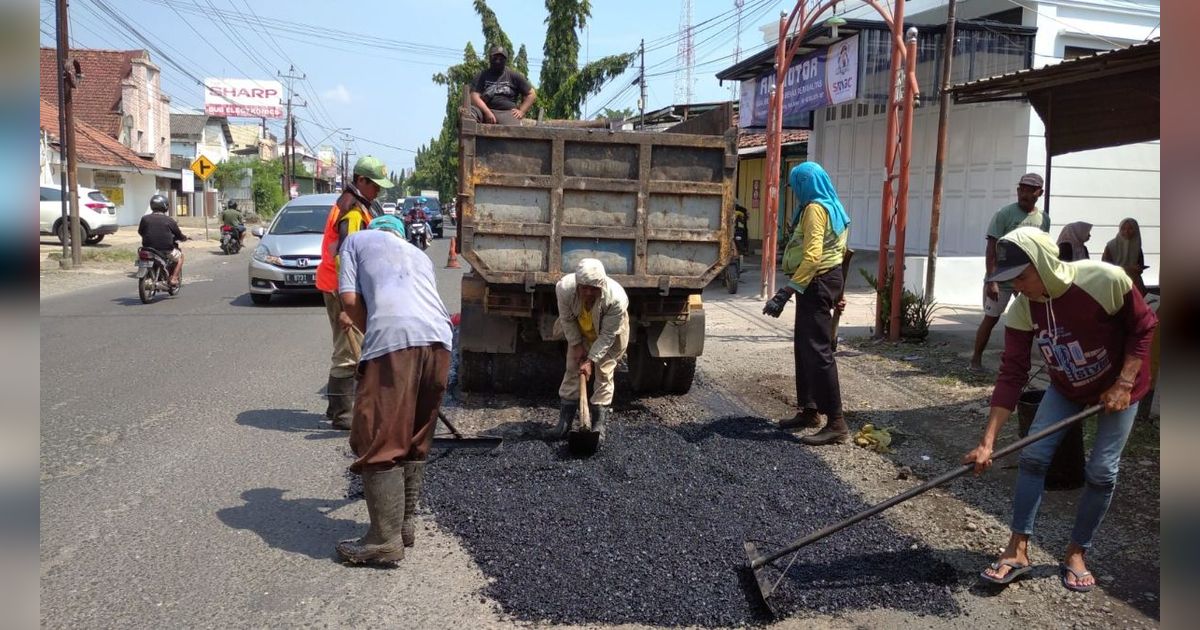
[[350, 346, 450, 473], [323, 292, 363, 379]]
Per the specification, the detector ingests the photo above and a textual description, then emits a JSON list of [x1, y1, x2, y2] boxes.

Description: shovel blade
[[743, 541, 781, 616], [567, 428, 600, 456]]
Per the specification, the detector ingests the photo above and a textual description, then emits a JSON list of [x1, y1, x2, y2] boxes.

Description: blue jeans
[[1011, 385, 1138, 549]]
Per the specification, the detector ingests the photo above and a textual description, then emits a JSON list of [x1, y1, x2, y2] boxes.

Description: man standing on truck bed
[[316, 156, 391, 430], [547, 259, 629, 442], [469, 46, 536, 125]]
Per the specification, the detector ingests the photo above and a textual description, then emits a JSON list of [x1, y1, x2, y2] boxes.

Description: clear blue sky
[[40, 0, 788, 172]]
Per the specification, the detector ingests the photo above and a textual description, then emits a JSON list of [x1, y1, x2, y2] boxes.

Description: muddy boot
[[544, 401, 575, 440], [327, 375, 356, 430], [591, 404, 608, 443], [401, 461, 425, 547], [336, 467, 406, 566], [324, 375, 338, 420], [779, 408, 822, 431], [800, 414, 850, 446]]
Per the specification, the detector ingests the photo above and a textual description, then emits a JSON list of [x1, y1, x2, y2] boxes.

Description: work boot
[[327, 375, 356, 430], [800, 414, 850, 446], [324, 375, 338, 420], [544, 401, 575, 440], [779, 408, 822, 431], [401, 461, 425, 547], [336, 467, 406, 566], [591, 404, 608, 442]]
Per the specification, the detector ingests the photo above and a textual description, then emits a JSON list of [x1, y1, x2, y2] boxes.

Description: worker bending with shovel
[[546, 258, 629, 443]]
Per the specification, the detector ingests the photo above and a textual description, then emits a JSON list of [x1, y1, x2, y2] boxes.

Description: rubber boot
[[800, 414, 850, 446], [324, 375, 338, 420], [779, 408, 822, 431], [328, 375, 356, 430], [401, 461, 425, 547], [336, 467, 406, 566], [544, 401, 575, 440], [591, 404, 608, 443]]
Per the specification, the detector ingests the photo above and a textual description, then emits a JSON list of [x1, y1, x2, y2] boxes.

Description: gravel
[[420, 413, 965, 626]]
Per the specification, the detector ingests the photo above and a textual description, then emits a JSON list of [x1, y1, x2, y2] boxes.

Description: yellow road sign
[[191, 155, 216, 181]]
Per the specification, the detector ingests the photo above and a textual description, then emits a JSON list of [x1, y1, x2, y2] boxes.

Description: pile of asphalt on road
[[419, 413, 967, 625]]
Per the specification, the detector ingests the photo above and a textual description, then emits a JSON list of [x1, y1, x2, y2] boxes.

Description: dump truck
[[455, 104, 737, 395]]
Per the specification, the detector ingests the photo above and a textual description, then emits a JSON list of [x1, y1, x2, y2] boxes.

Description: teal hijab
[[788, 162, 849, 237]]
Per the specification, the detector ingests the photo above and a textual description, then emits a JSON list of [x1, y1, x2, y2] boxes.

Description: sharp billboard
[[204, 78, 284, 119]]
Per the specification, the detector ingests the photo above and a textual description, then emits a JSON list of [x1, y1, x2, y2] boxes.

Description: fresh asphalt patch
[[414, 414, 966, 626]]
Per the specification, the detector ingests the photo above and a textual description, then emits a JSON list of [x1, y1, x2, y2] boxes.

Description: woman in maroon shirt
[[962, 227, 1157, 593]]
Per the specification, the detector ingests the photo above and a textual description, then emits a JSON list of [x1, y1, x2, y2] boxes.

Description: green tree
[[594, 106, 635, 121], [211, 157, 286, 218]]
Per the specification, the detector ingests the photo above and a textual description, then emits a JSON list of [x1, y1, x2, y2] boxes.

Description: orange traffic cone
[[446, 237, 461, 269]]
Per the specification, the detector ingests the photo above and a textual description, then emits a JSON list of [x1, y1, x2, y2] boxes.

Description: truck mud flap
[[645, 309, 705, 358]]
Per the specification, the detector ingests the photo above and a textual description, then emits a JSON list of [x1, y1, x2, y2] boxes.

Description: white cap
[[575, 258, 607, 288]]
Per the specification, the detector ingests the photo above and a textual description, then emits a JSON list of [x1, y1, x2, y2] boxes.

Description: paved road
[[40, 237, 488, 628]]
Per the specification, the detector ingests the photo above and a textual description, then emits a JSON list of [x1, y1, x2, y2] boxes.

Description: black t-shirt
[[138, 212, 186, 252], [471, 67, 532, 111]]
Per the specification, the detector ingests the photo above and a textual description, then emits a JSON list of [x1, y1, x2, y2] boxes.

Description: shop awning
[[948, 39, 1159, 156]]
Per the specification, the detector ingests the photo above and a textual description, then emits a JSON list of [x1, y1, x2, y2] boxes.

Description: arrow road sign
[[191, 155, 216, 181]]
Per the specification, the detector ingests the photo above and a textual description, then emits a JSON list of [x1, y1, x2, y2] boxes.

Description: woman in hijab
[[762, 162, 851, 445], [1056, 221, 1092, 262], [1102, 218, 1147, 295]]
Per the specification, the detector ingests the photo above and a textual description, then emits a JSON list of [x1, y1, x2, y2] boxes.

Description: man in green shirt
[[221, 200, 246, 246], [970, 173, 1049, 371]]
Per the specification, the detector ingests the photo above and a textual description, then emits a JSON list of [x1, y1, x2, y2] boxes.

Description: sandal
[[979, 559, 1032, 585], [1059, 563, 1096, 593]]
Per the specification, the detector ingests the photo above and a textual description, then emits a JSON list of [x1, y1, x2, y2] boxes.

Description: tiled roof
[[40, 98, 161, 171], [737, 129, 810, 149], [40, 47, 141, 139], [170, 113, 208, 139]]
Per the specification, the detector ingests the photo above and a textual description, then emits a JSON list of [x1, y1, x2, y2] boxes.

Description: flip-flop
[[979, 559, 1032, 585], [1059, 563, 1096, 593]]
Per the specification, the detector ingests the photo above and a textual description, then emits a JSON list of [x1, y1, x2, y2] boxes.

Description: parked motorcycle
[[219, 225, 243, 255], [136, 247, 181, 303], [723, 205, 749, 294], [408, 219, 429, 251]]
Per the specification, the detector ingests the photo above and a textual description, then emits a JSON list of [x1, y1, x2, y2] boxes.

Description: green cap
[[353, 156, 393, 188]]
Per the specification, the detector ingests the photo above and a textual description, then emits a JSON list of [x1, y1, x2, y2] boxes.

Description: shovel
[[744, 403, 1103, 613], [567, 373, 600, 456], [432, 411, 503, 450]]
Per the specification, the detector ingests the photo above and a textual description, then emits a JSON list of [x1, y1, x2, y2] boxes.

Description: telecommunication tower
[[674, 0, 695, 104]]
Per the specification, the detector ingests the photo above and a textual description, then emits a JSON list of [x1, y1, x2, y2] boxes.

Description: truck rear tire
[[628, 340, 665, 394], [458, 351, 493, 392], [663, 357, 697, 394]]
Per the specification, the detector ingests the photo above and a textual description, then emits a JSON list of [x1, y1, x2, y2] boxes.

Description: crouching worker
[[335, 215, 453, 566], [546, 258, 629, 442], [962, 227, 1156, 592]]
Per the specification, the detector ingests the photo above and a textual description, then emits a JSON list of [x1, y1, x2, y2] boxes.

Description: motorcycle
[[723, 205, 749, 294], [135, 247, 181, 303], [407, 218, 429, 251], [220, 225, 243, 255]]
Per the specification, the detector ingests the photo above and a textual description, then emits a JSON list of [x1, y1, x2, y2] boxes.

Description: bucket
[[1016, 389, 1085, 491]]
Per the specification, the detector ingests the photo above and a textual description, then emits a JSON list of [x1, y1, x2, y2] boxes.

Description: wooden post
[[926, 0, 958, 300]]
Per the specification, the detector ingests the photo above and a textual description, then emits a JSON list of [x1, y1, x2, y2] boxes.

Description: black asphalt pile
[[421, 415, 964, 626]]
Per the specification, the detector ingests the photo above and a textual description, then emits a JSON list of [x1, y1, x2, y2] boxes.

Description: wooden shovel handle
[[578, 373, 592, 430]]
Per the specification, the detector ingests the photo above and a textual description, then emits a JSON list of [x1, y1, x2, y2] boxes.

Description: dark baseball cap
[[987, 239, 1033, 283], [488, 45, 508, 59]]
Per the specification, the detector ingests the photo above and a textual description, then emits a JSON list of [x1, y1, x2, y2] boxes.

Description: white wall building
[[809, 0, 1160, 303]]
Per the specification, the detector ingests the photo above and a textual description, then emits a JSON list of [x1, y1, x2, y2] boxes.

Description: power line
[[999, 0, 1129, 49], [295, 116, 417, 154]]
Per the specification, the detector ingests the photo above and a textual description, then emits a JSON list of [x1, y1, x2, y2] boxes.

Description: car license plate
[[285, 272, 314, 285]]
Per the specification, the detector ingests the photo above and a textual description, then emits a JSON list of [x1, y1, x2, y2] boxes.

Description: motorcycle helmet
[[149, 194, 169, 213], [227, 200, 238, 210]]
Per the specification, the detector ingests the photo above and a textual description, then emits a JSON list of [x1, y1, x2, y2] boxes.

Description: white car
[[39, 185, 120, 245], [381, 202, 397, 215]]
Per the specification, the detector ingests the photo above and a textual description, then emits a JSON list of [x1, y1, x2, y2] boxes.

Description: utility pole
[[638, 39, 646, 129], [55, 0, 82, 268], [341, 133, 353, 190], [925, 0, 958, 300], [278, 65, 305, 198]]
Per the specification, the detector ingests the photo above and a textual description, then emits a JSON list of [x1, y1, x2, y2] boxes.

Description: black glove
[[762, 288, 792, 318]]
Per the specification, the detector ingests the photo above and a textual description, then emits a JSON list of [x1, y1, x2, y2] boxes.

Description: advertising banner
[[204, 78, 284, 119], [738, 35, 858, 128]]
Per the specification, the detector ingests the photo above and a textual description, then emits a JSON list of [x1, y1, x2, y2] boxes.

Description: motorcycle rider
[[221, 200, 246, 246], [137, 194, 188, 288], [404, 203, 429, 246]]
